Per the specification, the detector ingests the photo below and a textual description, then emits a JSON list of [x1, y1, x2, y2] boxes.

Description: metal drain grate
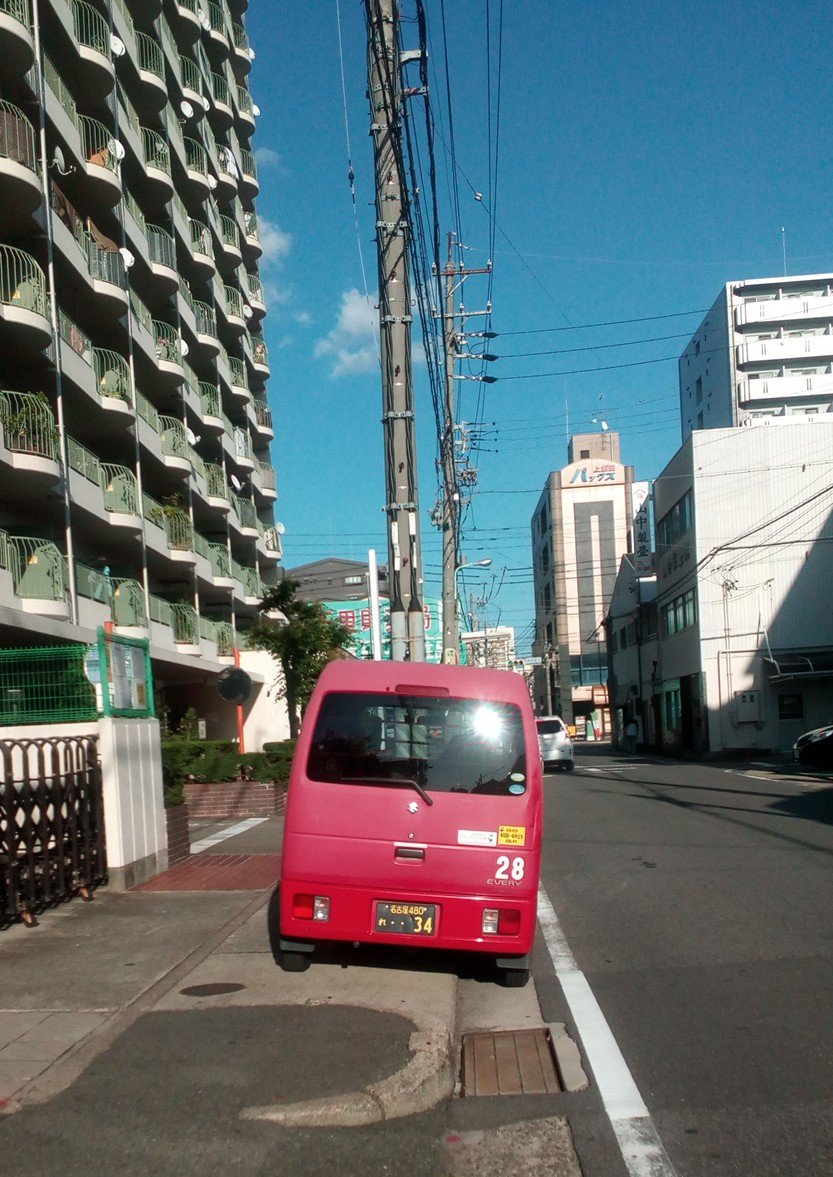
[[460, 1028, 561, 1097]]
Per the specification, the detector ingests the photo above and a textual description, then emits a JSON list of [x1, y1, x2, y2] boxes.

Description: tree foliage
[[247, 578, 353, 738]]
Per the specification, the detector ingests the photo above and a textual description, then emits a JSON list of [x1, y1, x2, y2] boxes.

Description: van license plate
[[375, 902, 436, 936]]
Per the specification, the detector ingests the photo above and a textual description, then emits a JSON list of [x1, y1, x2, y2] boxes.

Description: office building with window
[[679, 273, 833, 438], [0, 0, 280, 723], [530, 431, 638, 728]]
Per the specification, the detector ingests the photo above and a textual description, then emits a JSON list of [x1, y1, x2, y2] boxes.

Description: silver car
[[536, 716, 574, 772]]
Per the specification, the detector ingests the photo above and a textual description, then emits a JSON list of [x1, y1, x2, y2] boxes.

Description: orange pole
[[234, 647, 245, 754]]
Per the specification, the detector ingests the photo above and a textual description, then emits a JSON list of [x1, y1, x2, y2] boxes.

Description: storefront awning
[[763, 651, 833, 683]]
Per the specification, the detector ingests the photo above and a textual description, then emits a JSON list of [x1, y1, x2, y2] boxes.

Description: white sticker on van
[[458, 829, 498, 847]]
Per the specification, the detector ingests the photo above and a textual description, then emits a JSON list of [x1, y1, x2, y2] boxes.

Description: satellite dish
[[118, 247, 135, 269], [243, 304, 253, 319], [180, 100, 195, 119], [207, 175, 217, 189], [249, 48, 255, 60], [181, 339, 189, 356], [202, 96, 210, 112], [230, 474, 242, 491], [107, 138, 126, 162], [252, 104, 260, 117], [276, 522, 286, 535], [51, 146, 72, 174], [217, 667, 252, 705], [186, 427, 197, 445], [110, 34, 126, 57]]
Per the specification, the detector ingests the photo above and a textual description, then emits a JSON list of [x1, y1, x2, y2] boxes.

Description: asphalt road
[[536, 745, 833, 1177]]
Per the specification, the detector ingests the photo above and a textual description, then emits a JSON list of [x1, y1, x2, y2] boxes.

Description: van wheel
[[564, 761, 575, 772], [280, 950, 311, 973], [500, 966, 529, 988]]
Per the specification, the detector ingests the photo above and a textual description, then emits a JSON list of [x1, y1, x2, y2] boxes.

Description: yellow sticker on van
[[498, 826, 526, 847]]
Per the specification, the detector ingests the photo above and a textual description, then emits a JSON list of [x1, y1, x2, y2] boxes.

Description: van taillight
[[483, 908, 521, 935], [293, 894, 330, 921]]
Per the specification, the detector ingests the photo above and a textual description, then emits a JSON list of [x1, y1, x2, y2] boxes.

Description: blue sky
[[245, 1, 833, 655]]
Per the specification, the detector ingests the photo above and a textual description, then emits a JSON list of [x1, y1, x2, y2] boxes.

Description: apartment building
[[679, 273, 833, 438], [461, 626, 516, 673], [0, 0, 280, 719], [531, 431, 637, 727]]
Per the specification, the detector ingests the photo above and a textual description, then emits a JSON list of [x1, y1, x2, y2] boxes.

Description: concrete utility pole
[[440, 233, 460, 663], [365, 0, 425, 661]]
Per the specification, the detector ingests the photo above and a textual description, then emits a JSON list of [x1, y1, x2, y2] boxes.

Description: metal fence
[[0, 734, 107, 926]]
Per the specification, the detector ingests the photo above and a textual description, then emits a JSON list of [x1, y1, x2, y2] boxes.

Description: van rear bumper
[[280, 878, 537, 956]]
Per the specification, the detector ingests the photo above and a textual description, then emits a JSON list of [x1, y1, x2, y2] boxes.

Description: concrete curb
[[548, 1022, 588, 1092], [241, 1005, 454, 1127]]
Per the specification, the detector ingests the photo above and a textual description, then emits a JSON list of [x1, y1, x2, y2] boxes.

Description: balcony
[[232, 558, 262, 604], [179, 54, 204, 108], [194, 299, 220, 354], [112, 577, 148, 631], [137, 32, 167, 107], [735, 295, 833, 331], [246, 274, 265, 316], [6, 536, 69, 618], [184, 136, 211, 198], [229, 490, 258, 535], [0, 0, 34, 82], [236, 84, 255, 131], [160, 415, 190, 471], [198, 381, 223, 430], [251, 396, 273, 438], [85, 236, 127, 312], [230, 21, 252, 74], [737, 373, 833, 406], [232, 425, 253, 469], [222, 283, 246, 332], [242, 210, 261, 257], [737, 335, 833, 368], [254, 457, 277, 500], [250, 334, 269, 376], [215, 145, 238, 198], [74, 560, 114, 629], [140, 127, 173, 196], [260, 525, 282, 562], [219, 214, 242, 262], [0, 246, 51, 351], [143, 494, 195, 563], [228, 355, 249, 398], [0, 391, 60, 484], [79, 115, 122, 203], [211, 73, 233, 127], [188, 217, 215, 274], [146, 225, 177, 288], [72, 0, 114, 89], [0, 102, 41, 226], [205, 461, 231, 509], [206, 2, 230, 50], [239, 148, 258, 194], [153, 320, 185, 383], [93, 348, 133, 409]]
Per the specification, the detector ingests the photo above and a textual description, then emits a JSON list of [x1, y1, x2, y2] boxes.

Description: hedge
[[161, 739, 297, 806]]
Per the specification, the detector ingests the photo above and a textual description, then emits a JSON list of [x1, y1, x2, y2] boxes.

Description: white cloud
[[293, 310, 312, 325], [259, 217, 292, 266], [254, 147, 281, 169], [315, 288, 380, 378]]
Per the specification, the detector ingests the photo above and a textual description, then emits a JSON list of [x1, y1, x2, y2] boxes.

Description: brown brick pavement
[[134, 854, 281, 892]]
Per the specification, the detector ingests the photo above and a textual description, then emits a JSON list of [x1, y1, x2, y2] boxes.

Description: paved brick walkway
[[134, 854, 281, 893]]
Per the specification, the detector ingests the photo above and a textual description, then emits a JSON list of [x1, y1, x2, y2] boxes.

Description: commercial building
[[286, 557, 388, 604], [461, 625, 516, 672], [679, 273, 833, 439], [530, 431, 641, 727], [609, 419, 833, 755], [0, 0, 280, 729]]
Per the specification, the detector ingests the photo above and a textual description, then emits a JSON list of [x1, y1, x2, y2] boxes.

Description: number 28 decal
[[495, 854, 525, 881]]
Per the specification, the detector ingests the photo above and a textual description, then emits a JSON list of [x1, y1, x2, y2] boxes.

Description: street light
[[443, 559, 492, 664]]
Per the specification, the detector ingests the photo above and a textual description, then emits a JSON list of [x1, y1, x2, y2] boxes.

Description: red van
[[278, 659, 542, 986]]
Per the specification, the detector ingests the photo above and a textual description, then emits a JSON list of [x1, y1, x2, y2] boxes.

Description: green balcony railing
[[148, 593, 173, 628], [220, 215, 239, 250], [0, 101, 37, 172], [136, 390, 159, 431], [74, 561, 112, 605], [86, 236, 123, 285], [130, 289, 154, 336], [212, 73, 231, 108], [263, 526, 282, 555], [252, 397, 272, 431], [251, 336, 268, 368], [0, 391, 57, 459], [122, 188, 147, 236], [144, 495, 193, 551], [67, 435, 100, 483], [255, 459, 276, 493], [233, 427, 252, 462], [101, 464, 138, 515], [160, 415, 187, 459], [205, 463, 228, 499], [184, 136, 207, 176], [207, 2, 227, 36], [141, 127, 170, 174], [43, 57, 78, 126], [153, 320, 182, 367], [224, 284, 244, 320], [215, 620, 234, 656], [58, 310, 92, 364], [189, 218, 212, 257], [236, 86, 253, 117], [0, 0, 30, 26], [232, 559, 261, 599], [112, 578, 147, 627], [231, 21, 249, 53], [231, 492, 257, 530], [228, 355, 248, 389], [199, 382, 221, 419], [172, 602, 198, 644], [180, 55, 202, 96], [243, 211, 260, 242], [7, 537, 67, 601], [147, 224, 176, 270], [79, 115, 119, 174], [0, 246, 47, 317], [194, 300, 217, 338], [247, 273, 264, 303], [240, 149, 257, 181], [73, 0, 110, 58], [208, 542, 230, 579], [137, 32, 165, 80], [94, 348, 132, 404]]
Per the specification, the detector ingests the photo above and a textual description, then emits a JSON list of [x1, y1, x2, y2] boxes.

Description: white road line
[[190, 817, 268, 854], [537, 887, 679, 1177]]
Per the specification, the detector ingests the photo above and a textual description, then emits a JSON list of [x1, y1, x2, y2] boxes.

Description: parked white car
[[536, 716, 574, 772]]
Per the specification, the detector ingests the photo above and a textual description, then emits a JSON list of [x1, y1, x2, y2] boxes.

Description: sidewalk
[[0, 816, 282, 1109]]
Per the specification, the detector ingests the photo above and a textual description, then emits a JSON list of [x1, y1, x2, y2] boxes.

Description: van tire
[[564, 760, 575, 772], [500, 966, 529, 988], [280, 950, 311, 973]]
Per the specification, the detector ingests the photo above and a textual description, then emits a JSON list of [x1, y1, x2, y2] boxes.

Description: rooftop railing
[[0, 391, 57, 459]]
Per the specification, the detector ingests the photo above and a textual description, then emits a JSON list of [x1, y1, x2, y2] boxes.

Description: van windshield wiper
[[343, 776, 434, 806]]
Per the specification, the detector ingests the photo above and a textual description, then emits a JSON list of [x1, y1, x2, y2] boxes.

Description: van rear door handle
[[394, 845, 425, 861]]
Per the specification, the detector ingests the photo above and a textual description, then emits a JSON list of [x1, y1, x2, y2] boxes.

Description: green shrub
[[161, 739, 296, 789]]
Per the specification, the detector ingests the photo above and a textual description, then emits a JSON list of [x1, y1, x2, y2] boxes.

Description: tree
[[248, 578, 353, 738]]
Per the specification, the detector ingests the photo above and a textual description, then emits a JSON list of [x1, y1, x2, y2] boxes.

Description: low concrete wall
[[184, 780, 286, 820], [165, 804, 191, 868]]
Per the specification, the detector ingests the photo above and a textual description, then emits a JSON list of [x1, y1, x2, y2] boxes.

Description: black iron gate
[[0, 735, 107, 927]]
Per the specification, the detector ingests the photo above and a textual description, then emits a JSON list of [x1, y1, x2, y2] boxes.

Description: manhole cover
[[460, 1028, 561, 1097], [179, 982, 247, 997]]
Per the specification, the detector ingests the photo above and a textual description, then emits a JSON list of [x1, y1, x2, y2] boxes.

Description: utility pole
[[365, 0, 424, 661], [438, 234, 493, 664]]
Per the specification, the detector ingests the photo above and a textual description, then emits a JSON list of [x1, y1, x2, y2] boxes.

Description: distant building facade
[[531, 432, 639, 727], [679, 273, 833, 439], [286, 558, 389, 603], [461, 626, 516, 672], [608, 420, 833, 755]]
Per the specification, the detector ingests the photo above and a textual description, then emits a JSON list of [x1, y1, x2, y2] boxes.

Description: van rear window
[[307, 691, 527, 796]]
